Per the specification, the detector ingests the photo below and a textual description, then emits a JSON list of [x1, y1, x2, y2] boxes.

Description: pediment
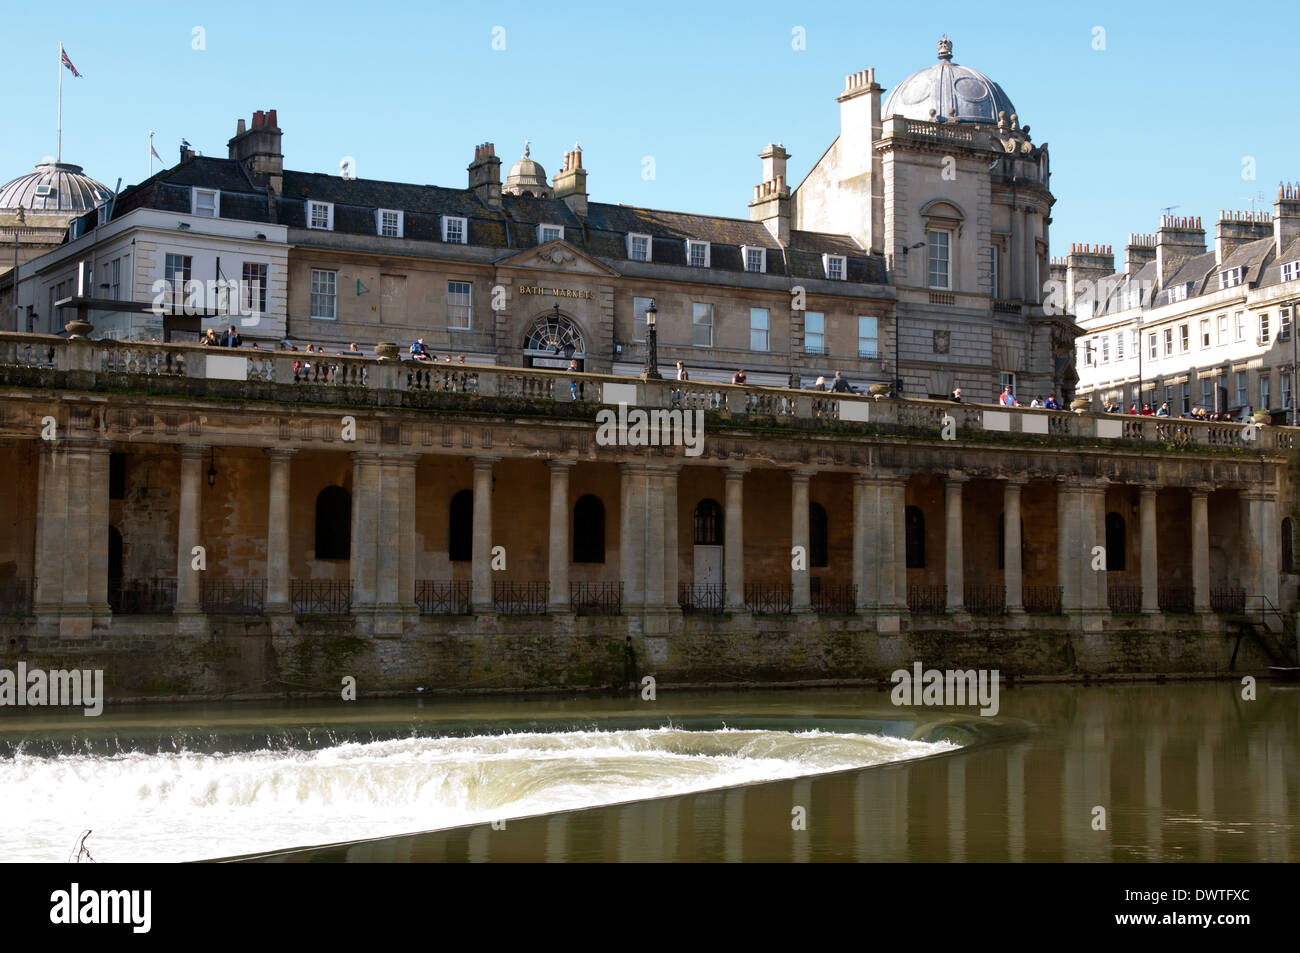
[[497, 240, 621, 277]]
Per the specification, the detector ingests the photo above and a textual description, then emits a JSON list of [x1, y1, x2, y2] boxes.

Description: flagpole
[[149, 131, 155, 178], [57, 42, 63, 163]]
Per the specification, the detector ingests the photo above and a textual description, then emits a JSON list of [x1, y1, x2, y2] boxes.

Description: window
[[1179, 324, 1189, 352], [859, 316, 879, 359], [165, 253, 192, 304], [242, 262, 267, 314], [1236, 371, 1248, 407], [1164, 384, 1173, 407], [1104, 513, 1126, 571], [1115, 332, 1124, 361], [1163, 328, 1173, 357], [687, 240, 710, 268], [632, 296, 653, 342], [1131, 330, 1140, 355], [1284, 518, 1296, 573], [1217, 314, 1227, 344], [809, 503, 828, 568], [1218, 266, 1244, 289], [448, 490, 473, 562], [989, 246, 999, 297], [442, 216, 466, 244], [1181, 382, 1190, 413], [1202, 378, 1214, 409], [1200, 319, 1210, 348], [627, 233, 651, 262], [191, 188, 219, 217], [1282, 261, 1300, 283], [823, 254, 846, 281], [693, 499, 723, 545], [692, 303, 714, 347], [743, 246, 766, 273], [999, 371, 1016, 396], [804, 312, 825, 354], [447, 281, 472, 329], [1282, 307, 1293, 342], [1259, 313, 1270, 345], [905, 506, 925, 568], [1260, 376, 1270, 410], [108, 258, 121, 299], [1167, 283, 1187, 303], [377, 208, 403, 238], [310, 269, 337, 320], [307, 200, 333, 230], [314, 487, 351, 559], [1100, 337, 1110, 363], [1124, 284, 1142, 310], [749, 308, 769, 351], [1083, 341, 1094, 368], [572, 495, 605, 563], [109, 453, 125, 500], [1284, 373, 1293, 410], [927, 230, 951, 289], [1235, 311, 1246, 341], [538, 224, 564, 244]]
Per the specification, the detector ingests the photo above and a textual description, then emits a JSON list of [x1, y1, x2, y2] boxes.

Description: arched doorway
[[522, 307, 586, 370]]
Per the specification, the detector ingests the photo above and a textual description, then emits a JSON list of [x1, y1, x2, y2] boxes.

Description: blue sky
[[6, 0, 1297, 255]]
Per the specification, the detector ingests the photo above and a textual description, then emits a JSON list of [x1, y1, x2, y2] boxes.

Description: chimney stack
[[1155, 215, 1205, 289], [836, 68, 883, 250], [468, 142, 502, 209], [1275, 183, 1300, 256], [1064, 243, 1115, 309], [1124, 233, 1156, 274], [1214, 209, 1273, 266], [749, 144, 792, 244], [552, 143, 588, 215], [228, 108, 284, 195]]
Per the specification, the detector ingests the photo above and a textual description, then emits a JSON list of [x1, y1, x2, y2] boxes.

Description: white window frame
[[1179, 323, 1189, 352], [1235, 371, 1248, 407], [1260, 376, 1270, 410], [1200, 318, 1211, 348], [1218, 266, 1243, 289], [1163, 327, 1173, 357], [1147, 332, 1158, 360], [749, 308, 770, 351], [441, 215, 467, 244], [687, 240, 711, 268], [1100, 336, 1110, 363], [742, 245, 767, 274], [191, 188, 220, 218], [1281, 307, 1293, 342], [1282, 260, 1300, 282], [307, 200, 334, 231], [823, 254, 846, 281], [858, 316, 879, 359], [377, 208, 404, 238], [1217, 314, 1228, 345], [804, 312, 825, 354], [927, 229, 951, 290], [108, 258, 121, 299], [627, 233, 652, 262], [692, 302, 714, 347], [538, 223, 564, 244], [447, 281, 473, 329], [1115, 331, 1124, 361], [1235, 311, 1246, 341], [1202, 377, 1214, 409], [999, 371, 1017, 396], [1283, 372, 1293, 410], [310, 269, 337, 320], [1259, 312, 1271, 345], [242, 261, 268, 315]]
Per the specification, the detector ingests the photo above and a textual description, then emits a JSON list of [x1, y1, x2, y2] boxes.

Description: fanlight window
[[523, 313, 586, 355]]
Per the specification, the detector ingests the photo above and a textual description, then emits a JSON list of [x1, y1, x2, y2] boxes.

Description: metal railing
[[201, 579, 266, 615], [415, 580, 471, 615], [290, 580, 352, 615], [678, 583, 724, 614], [1107, 584, 1143, 615], [1022, 585, 1063, 614], [907, 585, 947, 614], [569, 582, 623, 614], [1211, 587, 1246, 614], [493, 581, 548, 615], [110, 578, 177, 614], [811, 584, 857, 614], [964, 584, 1006, 615], [745, 583, 792, 614], [0, 577, 34, 614], [1158, 586, 1196, 614]]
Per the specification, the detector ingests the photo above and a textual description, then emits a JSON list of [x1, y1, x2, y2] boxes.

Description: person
[[1127, 403, 1138, 415], [569, 358, 582, 400], [676, 360, 689, 382], [732, 368, 747, 385], [830, 370, 851, 393], [411, 338, 432, 362], [457, 354, 467, 364], [1044, 394, 1058, 410], [950, 387, 963, 402], [221, 325, 242, 347], [348, 342, 360, 353], [999, 386, 1014, 406], [1156, 402, 1169, 417], [812, 376, 827, 391], [444, 354, 453, 363], [201, 328, 219, 346], [1030, 395, 1042, 408], [1141, 403, 1154, 416]]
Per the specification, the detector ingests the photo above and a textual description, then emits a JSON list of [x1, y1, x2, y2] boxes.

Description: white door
[[694, 545, 723, 588]]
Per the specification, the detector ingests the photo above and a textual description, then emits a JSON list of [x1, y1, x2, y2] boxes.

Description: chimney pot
[[267, 109, 277, 127]]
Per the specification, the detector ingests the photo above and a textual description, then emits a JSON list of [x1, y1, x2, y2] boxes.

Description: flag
[[150, 141, 162, 162], [60, 45, 82, 77]]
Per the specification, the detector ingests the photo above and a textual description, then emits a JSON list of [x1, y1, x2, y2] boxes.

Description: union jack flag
[[60, 45, 82, 77]]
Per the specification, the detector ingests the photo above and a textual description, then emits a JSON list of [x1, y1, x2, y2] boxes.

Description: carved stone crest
[[933, 330, 950, 354], [540, 247, 575, 266]]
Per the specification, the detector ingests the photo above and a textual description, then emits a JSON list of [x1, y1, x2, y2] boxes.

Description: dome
[[0, 160, 112, 213], [882, 36, 1018, 125], [503, 141, 552, 198]]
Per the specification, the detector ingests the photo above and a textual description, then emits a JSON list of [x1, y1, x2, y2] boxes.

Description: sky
[[5, 0, 1298, 255]]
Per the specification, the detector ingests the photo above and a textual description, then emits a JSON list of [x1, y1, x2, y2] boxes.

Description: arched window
[[809, 502, 829, 568], [1105, 512, 1126, 571], [694, 499, 723, 545], [315, 486, 351, 559], [573, 495, 605, 563], [1283, 518, 1295, 573], [449, 490, 473, 562], [905, 506, 925, 568], [523, 312, 585, 357]]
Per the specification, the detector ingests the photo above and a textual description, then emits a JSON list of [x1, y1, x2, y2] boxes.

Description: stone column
[[791, 469, 813, 612], [724, 466, 748, 610], [662, 465, 680, 609], [1081, 481, 1108, 612], [945, 475, 966, 612], [264, 448, 295, 614], [645, 466, 666, 610], [34, 444, 69, 612], [852, 475, 871, 610], [1057, 481, 1081, 614], [548, 460, 571, 612], [349, 452, 380, 607], [35, 442, 110, 637], [619, 463, 647, 611], [1191, 488, 1210, 612], [1003, 479, 1025, 612], [471, 458, 495, 613], [1258, 493, 1280, 613], [397, 456, 417, 615], [175, 445, 206, 614], [891, 479, 908, 611], [1140, 487, 1159, 613]]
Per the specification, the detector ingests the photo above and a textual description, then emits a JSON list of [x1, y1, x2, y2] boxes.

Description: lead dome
[[0, 160, 111, 213], [882, 36, 1018, 125]]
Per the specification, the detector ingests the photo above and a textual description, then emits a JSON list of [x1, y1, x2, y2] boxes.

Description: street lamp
[[207, 448, 217, 488], [642, 299, 661, 380]]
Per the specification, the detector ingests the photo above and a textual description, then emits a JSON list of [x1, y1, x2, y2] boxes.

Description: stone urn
[[1252, 410, 1271, 424], [64, 319, 94, 340], [868, 382, 892, 398], [1070, 397, 1092, 413], [374, 341, 399, 360]]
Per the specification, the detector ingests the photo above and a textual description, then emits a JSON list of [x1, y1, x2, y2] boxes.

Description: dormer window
[[1218, 266, 1244, 289], [538, 224, 564, 244], [307, 200, 334, 230], [627, 233, 651, 262], [442, 215, 466, 244], [97, 203, 109, 226], [742, 246, 766, 273], [191, 188, 219, 218], [1282, 260, 1300, 282], [1167, 283, 1188, 303], [686, 240, 710, 268], [377, 208, 403, 238], [823, 254, 846, 281]]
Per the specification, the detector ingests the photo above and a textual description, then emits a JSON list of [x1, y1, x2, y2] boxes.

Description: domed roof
[[0, 160, 111, 213], [882, 36, 1018, 125], [503, 141, 552, 198]]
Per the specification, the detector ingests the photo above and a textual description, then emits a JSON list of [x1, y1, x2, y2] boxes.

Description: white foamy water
[[0, 727, 956, 862]]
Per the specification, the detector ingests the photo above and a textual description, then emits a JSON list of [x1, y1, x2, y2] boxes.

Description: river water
[[0, 681, 1294, 862]]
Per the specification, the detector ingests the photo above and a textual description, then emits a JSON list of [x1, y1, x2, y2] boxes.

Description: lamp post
[[642, 299, 661, 380]]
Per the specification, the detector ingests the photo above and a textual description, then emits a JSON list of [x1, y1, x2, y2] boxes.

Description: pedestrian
[[1044, 394, 1058, 410], [732, 368, 747, 385], [457, 354, 467, 364], [348, 342, 360, 353], [830, 370, 851, 393], [221, 325, 242, 347], [812, 376, 827, 391], [676, 360, 689, 382], [950, 387, 963, 402], [999, 385, 1014, 406], [1156, 402, 1169, 417], [411, 338, 432, 362], [201, 328, 219, 346], [1030, 394, 1043, 408], [569, 358, 582, 400]]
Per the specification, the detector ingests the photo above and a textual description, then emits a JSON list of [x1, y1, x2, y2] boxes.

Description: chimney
[[552, 143, 587, 216], [1275, 183, 1300, 256], [1214, 209, 1273, 266], [1124, 233, 1156, 274], [468, 142, 502, 209], [228, 108, 284, 195], [836, 67, 883, 250], [1064, 243, 1115, 309], [749, 144, 791, 244], [1155, 215, 1205, 288], [180, 143, 196, 163]]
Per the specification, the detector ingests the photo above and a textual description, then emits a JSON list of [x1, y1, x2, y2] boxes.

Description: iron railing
[[811, 584, 857, 614], [1108, 585, 1143, 615], [415, 580, 471, 615], [678, 583, 724, 614], [290, 580, 353, 615], [1211, 587, 1246, 614], [0, 577, 34, 614], [907, 585, 947, 614], [964, 584, 1006, 615], [493, 581, 548, 615], [110, 578, 177, 614], [1158, 586, 1196, 614], [745, 583, 792, 614], [201, 579, 266, 615], [570, 582, 623, 614]]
